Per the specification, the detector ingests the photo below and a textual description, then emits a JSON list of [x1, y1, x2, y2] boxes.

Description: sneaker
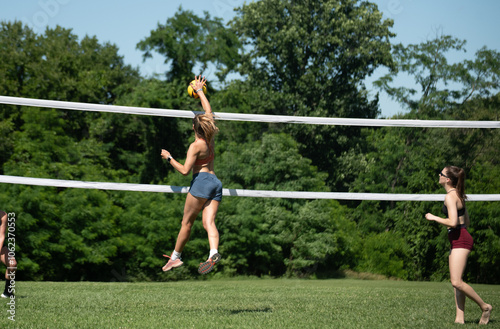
[[162, 254, 183, 272], [1, 292, 13, 298], [198, 253, 221, 275]]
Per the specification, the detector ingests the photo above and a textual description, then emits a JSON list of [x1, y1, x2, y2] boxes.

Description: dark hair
[[445, 166, 467, 203], [192, 114, 218, 143]]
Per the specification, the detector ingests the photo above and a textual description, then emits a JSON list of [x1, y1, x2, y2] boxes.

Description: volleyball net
[[1, 95, 499, 201]]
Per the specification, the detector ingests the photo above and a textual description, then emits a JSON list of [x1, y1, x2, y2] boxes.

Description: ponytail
[[445, 166, 467, 203], [193, 114, 219, 143]]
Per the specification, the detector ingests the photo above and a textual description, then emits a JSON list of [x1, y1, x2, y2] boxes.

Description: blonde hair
[[445, 166, 467, 204], [193, 114, 219, 143]]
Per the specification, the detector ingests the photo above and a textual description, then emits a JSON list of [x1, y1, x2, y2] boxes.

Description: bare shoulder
[[192, 139, 207, 149], [444, 191, 460, 207], [189, 139, 205, 154]]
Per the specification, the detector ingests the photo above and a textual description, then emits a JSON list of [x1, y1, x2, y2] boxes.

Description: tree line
[[0, 0, 499, 283]]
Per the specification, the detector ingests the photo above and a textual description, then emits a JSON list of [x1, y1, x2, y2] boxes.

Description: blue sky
[[2, 0, 499, 117]]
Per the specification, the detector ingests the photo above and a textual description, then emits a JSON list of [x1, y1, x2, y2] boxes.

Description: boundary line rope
[[1, 95, 500, 128], [1, 175, 499, 201]]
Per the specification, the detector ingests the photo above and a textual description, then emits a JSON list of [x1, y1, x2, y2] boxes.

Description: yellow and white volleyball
[[187, 80, 207, 99]]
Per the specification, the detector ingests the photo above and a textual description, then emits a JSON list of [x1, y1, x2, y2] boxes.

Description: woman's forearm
[[426, 213, 456, 228], [169, 157, 191, 176], [197, 91, 212, 115]]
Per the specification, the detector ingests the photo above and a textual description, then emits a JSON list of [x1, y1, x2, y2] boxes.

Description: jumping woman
[[161, 75, 222, 275], [425, 166, 492, 324]]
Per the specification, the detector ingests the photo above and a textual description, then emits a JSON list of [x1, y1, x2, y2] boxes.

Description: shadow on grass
[[229, 307, 272, 315]]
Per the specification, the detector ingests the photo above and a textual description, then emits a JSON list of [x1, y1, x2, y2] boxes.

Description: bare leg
[[174, 193, 206, 253], [197, 199, 221, 274], [454, 287, 465, 324], [449, 249, 492, 324], [201, 199, 220, 252], [0, 246, 17, 296]]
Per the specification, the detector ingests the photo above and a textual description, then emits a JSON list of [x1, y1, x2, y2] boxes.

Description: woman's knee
[[451, 279, 465, 290], [181, 220, 194, 230], [1, 252, 16, 269], [202, 216, 218, 230]]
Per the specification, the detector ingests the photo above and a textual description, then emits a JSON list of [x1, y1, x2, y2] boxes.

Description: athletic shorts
[[448, 228, 474, 250], [189, 172, 223, 202]]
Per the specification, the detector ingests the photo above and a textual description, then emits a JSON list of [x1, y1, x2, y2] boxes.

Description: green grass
[[1, 279, 499, 328]]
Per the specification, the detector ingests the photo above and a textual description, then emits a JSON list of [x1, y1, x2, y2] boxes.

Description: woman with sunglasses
[[425, 166, 492, 324], [160, 75, 222, 275]]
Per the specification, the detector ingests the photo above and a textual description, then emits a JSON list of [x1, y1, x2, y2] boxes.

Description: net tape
[[1, 96, 500, 128]]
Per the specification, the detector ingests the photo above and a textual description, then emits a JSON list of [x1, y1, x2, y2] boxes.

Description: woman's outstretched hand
[[191, 75, 206, 93]]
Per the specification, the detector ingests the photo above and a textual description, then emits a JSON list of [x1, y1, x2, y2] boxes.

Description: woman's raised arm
[[191, 75, 212, 115]]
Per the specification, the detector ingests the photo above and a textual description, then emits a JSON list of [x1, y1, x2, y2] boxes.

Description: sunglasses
[[439, 172, 449, 178]]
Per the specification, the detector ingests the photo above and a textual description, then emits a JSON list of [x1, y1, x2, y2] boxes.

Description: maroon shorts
[[448, 228, 474, 250]]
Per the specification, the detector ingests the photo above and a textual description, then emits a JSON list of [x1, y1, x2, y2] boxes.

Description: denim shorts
[[189, 172, 223, 201]]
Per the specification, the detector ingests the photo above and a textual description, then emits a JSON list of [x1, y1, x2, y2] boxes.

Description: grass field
[[1, 278, 498, 328]]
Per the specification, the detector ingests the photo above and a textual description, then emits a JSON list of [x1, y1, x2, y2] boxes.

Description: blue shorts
[[189, 172, 223, 201]]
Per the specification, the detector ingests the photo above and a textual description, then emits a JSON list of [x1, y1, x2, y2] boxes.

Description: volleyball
[[187, 81, 207, 99]]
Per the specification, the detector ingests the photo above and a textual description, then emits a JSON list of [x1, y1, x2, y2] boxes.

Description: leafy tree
[[137, 7, 241, 82], [457, 95, 500, 284], [0, 118, 14, 172], [0, 22, 144, 280], [216, 133, 331, 276], [0, 21, 141, 172], [375, 35, 500, 116], [356, 231, 409, 279], [113, 78, 202, 184], [370, 35, 500, 196], [279, 199, 359, 277], [0, 21, 39, 99], [0, 21, 139, 104], [230, 0, 395, 189], [210, 81, 285, 144], [214, 133, 357, 277]]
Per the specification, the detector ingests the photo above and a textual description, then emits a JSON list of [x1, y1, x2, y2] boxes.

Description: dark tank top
[[443, 204, 467, 232], [442, 204, 466, 217]]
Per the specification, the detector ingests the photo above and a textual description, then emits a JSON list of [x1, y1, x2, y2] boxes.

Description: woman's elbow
[[179, 169, 191, 176]]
